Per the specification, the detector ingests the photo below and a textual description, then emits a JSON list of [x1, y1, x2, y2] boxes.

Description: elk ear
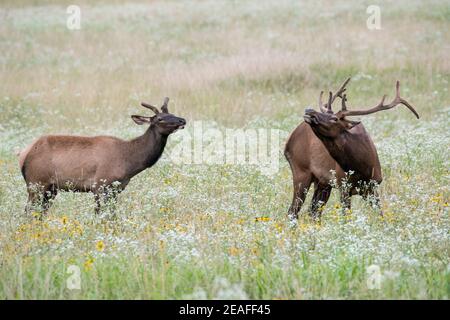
[[161, 97, 169, 113], [345, 119, 360, 130], [131, 115, 152, 125]]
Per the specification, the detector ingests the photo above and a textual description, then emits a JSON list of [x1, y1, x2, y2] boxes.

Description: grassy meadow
[[0, 0, 449, 299]]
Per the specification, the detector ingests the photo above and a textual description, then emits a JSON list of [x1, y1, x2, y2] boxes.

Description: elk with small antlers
[[284, 78, 419, 220], [19, 97, 186, 216]]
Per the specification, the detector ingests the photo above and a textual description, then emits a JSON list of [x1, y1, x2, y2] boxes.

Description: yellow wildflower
[[76, 225, 83, 235], [430, 193, 443, 203], [32, 211, 41, 219], [229, 247, 240, 256], [383, 211, 396, 223], [84, 258, 94, 271], [274, 223, 283, 232], [298, 222, 309, 232], [96, 240, 105, 252]]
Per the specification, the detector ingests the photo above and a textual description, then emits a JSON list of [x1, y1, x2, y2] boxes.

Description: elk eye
[[330, 117, 338, 122]]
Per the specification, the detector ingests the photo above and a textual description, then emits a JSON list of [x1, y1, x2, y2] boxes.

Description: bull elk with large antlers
[[19, 97, 186, 216], [284, 78, 419, 220]]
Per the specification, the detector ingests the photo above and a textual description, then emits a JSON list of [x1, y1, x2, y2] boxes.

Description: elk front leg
[[310, 183, 332, 221], [365, 185, 383, 216], [93, 186, 121, 217], [94, 193, 101, 215], [104, 191, 119, 218], [340, 189, 352, 214], [288, 173, 312, 220]]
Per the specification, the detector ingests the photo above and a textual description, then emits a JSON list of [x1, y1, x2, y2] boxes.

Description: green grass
[[0, 0, 449, 299]]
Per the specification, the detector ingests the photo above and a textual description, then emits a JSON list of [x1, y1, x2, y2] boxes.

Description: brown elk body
[[19, 98, 186, 215], [285, 79, 419, 220]]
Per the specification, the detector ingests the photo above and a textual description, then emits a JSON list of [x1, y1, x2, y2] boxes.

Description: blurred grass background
[[1, 0, 448, 131]]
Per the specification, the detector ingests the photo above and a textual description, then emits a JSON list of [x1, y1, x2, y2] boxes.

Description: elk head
[[304, 78, 419, 138], [131, 97, 186, 135]]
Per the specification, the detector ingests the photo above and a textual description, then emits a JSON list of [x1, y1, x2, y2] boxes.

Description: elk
[[19, 97, 186, 216], [284, 79, 419, 220]]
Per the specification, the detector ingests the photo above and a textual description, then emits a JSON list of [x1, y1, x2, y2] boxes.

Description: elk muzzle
[[304, 108, 319, 125]]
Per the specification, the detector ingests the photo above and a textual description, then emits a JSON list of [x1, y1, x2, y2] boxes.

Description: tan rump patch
[[18, 139, 38, 170]]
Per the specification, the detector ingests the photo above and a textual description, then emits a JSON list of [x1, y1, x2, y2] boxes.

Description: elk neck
[[125, 125, 168, 176], [320, 128, 379, 181]]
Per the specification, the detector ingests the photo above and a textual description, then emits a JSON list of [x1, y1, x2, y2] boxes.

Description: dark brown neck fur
[[317, 126, 381, 182], [125, 126, 168, 178]]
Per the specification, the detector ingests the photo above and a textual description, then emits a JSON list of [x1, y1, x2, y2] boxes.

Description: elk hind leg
[[25, 184, 56, 218], [310, 183, 332, 221], [288, 173, 312, 220]]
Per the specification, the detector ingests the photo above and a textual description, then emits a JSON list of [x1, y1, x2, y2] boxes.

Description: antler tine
[[327, 91, 333, 113], [394, 81, 420, 119], [395, 80, 400, 98], [333, 77, 351, 101], [318, 91, 328, 113], [320, 77, 351, 113], [341, 94, 348, 111], [340, 81, 420, 119], [141, 102, 160, 114], [161, 97, 169, 113]]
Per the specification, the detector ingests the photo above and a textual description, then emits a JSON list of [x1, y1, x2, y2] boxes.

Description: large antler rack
[[337, 81, 419, 119]]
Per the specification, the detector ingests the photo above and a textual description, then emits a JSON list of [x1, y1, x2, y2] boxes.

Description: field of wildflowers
[[0, 0, 449, 299]]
